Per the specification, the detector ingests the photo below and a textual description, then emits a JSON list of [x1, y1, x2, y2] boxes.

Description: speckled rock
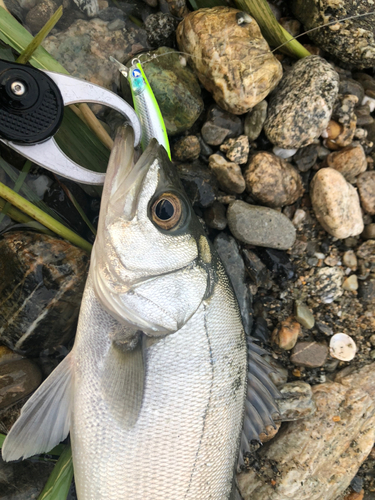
[[259, 423, 281, 443], [43, 18, 148, 89], [244, 152, 304, 208], [173, 136, 201, 161], [290, 0, 375, 68], [208, 154, 246, 194], [176, 7, 282, 114], [164, 0, 189, 17], [73, 0, 98, 17], [310, 168, 364, 239], [313, 266, 345, 304], [137, 48, 204, 136], [276, 381, 317, 421], [25, 0, 59, 34], [220, 135, 250, 164], [227, 200, 297, 250], [238, 363, 375, 500], [0, 359, 42, 410], [330, 94, 358, 148], [272, 316, 301, 350], [244, 100, 268, 141], [264, 56, 339, 149], [144, 13, 178, 47], [357, 171, 375, 214], [291, 341, 329, 368], [201, 105, 243, 146], [357, 240, 375, 263], [326, 144, 367, 182], [339, 78, 365, 105], [0, 232, 88, 356]]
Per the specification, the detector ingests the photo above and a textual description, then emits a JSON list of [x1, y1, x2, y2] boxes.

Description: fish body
[[2, 126, 279, 499]]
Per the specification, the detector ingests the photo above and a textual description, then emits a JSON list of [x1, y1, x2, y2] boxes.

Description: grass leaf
[[37, 445, 74, 500]]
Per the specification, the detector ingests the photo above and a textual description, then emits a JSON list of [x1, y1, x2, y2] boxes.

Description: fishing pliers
[[0, 59, 142, 185]]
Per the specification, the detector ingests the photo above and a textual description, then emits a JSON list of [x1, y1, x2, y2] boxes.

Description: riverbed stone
[[220, 135, 250, 164], [25, 0, 58, 34], [310, 168, 364, 239], [201, 105, 243, 146], [238, 363, 375, 500], [244, 151, 304, 208], [291, 341, 329, 368], [208, 154, 246, 194], [227, 200, 296, 250], [357, 171, 375, 215], [144, 12, 178, 48], [176, 161, 219, 208], [272, 316, 301, 350], [326, 144, 367, 182], [244, 100, 268, 141], [276, 381, 317, 421], [173, 135, 201, 161], [204, 202, 227, 230], [264, 56, 339, 149], [0, 359, 42, 410], [176, 6, 282, 114]]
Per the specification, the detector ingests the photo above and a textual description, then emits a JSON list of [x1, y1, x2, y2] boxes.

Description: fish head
[[92, 125, 216, 336]]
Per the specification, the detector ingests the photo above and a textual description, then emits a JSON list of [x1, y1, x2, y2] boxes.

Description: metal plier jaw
[[0, 59, 141, 185]]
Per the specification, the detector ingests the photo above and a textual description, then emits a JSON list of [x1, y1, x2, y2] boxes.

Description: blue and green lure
[[110, 56, 171, 159]]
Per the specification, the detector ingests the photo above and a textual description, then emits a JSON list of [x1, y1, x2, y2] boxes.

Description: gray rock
[[201, 105, 242, 146], [227, 200, 297, 250], [339, 78, 365, 105], [238, 363, 375, 500], [264, 56, 339, 149], [176, 161, 218, 208], [204, 202, 227, 230], [275, 381, 317, 421], [293, 144, 319, 172], [294, 301, 315, 329], [244, 100, 268, 141], [214, 233, 252, 335]]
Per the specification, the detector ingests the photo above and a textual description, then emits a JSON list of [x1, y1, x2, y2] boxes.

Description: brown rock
[[0, 346, 23, 366], [310, 168, 364, 239], [0, 359, 42, 410], [173, 135, 201, 161], [357, 171, 375, 215], [164, 0, 189, 17], [244, 152, 304, 208], [326, 144, 367, 182], [343, 491, 364, 500], [362, 224, 375, 240], [259, 423, 281, 443], [272, 316, 301, 350], [290, 341, 329, 367], [26, 0, 58, 34], [324, 119, 343, 140], [176, 7, 282, 114], [220, 135, 250, 164], [208, 154, 246, 194]]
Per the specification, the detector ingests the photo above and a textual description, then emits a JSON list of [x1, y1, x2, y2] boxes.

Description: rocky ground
[[1, 0, 375, 499]]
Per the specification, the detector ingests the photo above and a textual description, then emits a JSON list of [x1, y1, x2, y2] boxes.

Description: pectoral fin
[[2, 352, 74, 462]]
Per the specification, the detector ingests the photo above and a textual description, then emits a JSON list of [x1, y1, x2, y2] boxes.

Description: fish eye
[[151, 192, 182, 230]]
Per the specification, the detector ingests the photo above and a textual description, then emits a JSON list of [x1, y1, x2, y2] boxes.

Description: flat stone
[[201, 105, 242, 146], [357, 171, 375, 215], [208, 154, 246, 194], [0, 359, 42, 410], [264, 56, 339, 149], [326, 144, 367, 182], [227, 200, 297, 250], [275, 381, 317, 421], [238, 363, 375, 500], [220, 135, 250, 164], [244, 100, 268, 141], [272, 316, 301, 350], [244, 152, 304, 208], [290, 341, 329, 367], [173, 135, 201, 161], [294, 302, 315, 329], [310, 168, 364, 239]]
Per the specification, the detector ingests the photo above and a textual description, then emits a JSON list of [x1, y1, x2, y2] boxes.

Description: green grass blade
[[60, 183, 97, 236], [0, 433, 5, 448], [37, 445, 74, 500], [0, 160, 32, 224]]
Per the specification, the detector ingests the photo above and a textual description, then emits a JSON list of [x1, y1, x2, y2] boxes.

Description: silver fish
[[2, 126, 279, 499]]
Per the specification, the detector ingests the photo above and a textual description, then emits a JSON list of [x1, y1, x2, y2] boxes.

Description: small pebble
[[293, 144, 319, 172], [357, 171, 375, 215], [326, 144, 367, 182], [173, 135, 201, 161], [343, 250, 357, 269], [316, 321, 334, 336], [350, 476, 364, 494], [362, 95, 375, 112], [294, 302, 315, 329], [259, 423, 281, 443], [330, 333, 357, 362], [201, 105, 242, 146], [220, 135, 250, 164], [272, 147, 297, 159], [244, 100, 268, 141], [362, 224, 375, 240], [208, 154, 246, 194], [292, 208, 306, 227], [291, 341, 329, 368], [272, 316, 301, 350]]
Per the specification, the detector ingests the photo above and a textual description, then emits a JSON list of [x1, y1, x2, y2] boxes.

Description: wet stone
[[357, 171, 375, 215], [242, 249, 270, 287], [176, 161, 218, 208], [144, 13, 178, 48], [203, 201, 227, 230], [326, 144, 367, 182], [339, 78, 365, 105], [362, 224, 375, 240], [264, 56, 339, 149], [201, 105, 242, 146], [310, 168, 364, 239], [26, 0, 58, 34], [0, 232, 88, 356], [275, 381, 317, 421], [290, 341, 329, 368], [244, 151, 304, 208], [272, 316, 301, 350], [294, 301, 315, 329], [0, 359, 42, 410], [173, 135, 201, 161], [213, 233, 252, 335], [244, 100, 268, 142], [227, 200, 297, 250], [220, 135, 250, 165], [293, 144, 319, 172], [208, 154, 246, 194]]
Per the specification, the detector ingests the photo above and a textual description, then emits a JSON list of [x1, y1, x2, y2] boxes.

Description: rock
[[201, 105, 242, 146], [242, 249, 270, 287], [294, 302, 315, 329], [238, 363, 375, 500], [97, 7, 125, 21], [344, 491, 364, 500], [358, 279, 375, 304], [208, 154, 246, 194], [176, 7, 282, 114], [293, 144, 319, 172], [173, 136, 201, 161], [357, 171, 375, 214], [164, 0, 189, 17], [259, 423, 281, 443], [0, 345, 23, 365], [138, 48, 203, 136], [244, 100, 268, 141], [290, 341, 329, 367], [272, 316, 301, 350], [264, 56, 339, 149], [227, 200, 296, 250], [25, 0, 58, 34], [290, 0, 375, 68], [355, 104, 374, 126], [310, 168, 364, 239], [313, 266, 344, 304], [258, 248, 296, 281], [214, 233, 252, 335], [326, 144, 367, 182], [276, 381, 317, 421], [0, 359, 42, 410], [343, 274, 359, 291], [43, 19, 148, 90], [244, 152, 304, 208], [362, 224, 375, 240], [220, 135, 250, 165], [330, 333, 357, 362], [357, 240, 375, 262], [203, 202, 227, 230], [176, 161, 218, 208], [343, 250, 358, 269], [144, 13, 178, 48], [331, 94, 358, 148], [197, 134, 213, 157], [339, 78, 365, 105], [0, 232, 88, 356]]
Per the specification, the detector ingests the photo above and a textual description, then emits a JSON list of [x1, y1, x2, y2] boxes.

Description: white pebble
[[329, 333, 357, 362], [272, 146, 297, 159], [314, 252, 326, 260], [362, 95, 375, 112]]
